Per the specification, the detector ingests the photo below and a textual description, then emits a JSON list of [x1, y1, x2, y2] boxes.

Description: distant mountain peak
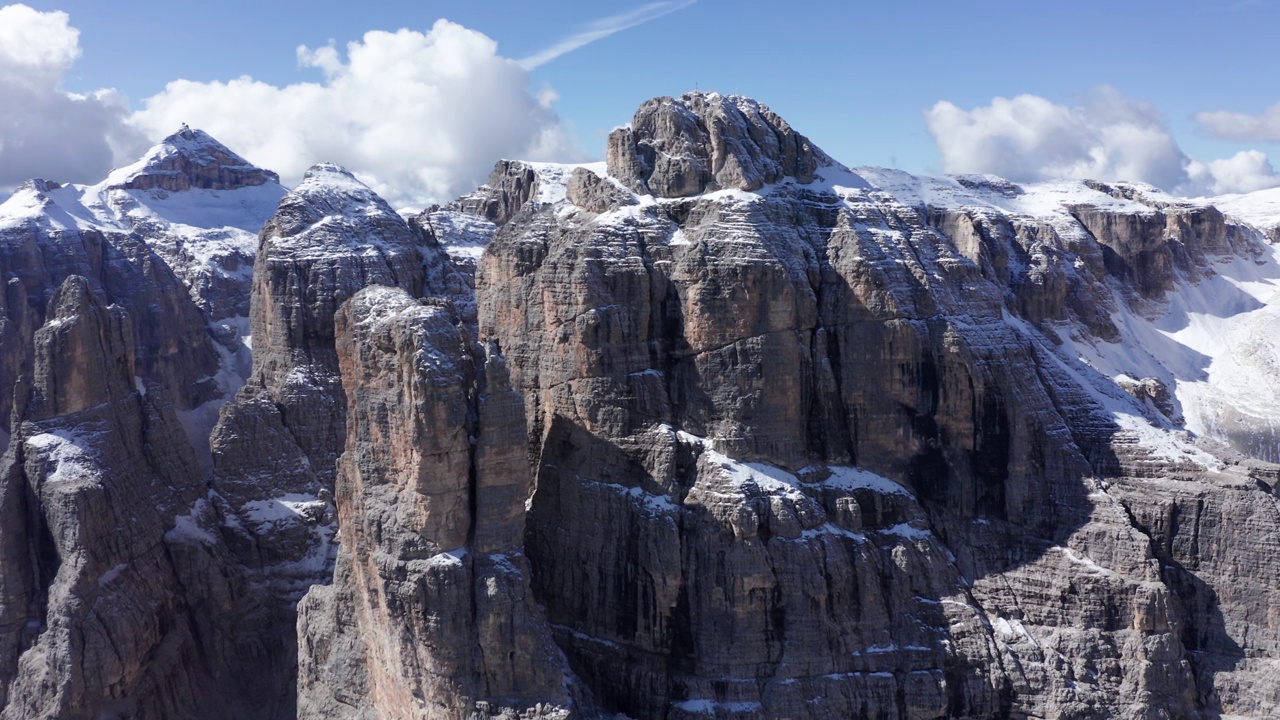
[[106, 127, 281, 192]]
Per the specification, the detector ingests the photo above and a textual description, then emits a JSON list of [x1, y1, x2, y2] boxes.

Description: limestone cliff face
[[475, 92, 1280, 719], [0, 277, 271, 719], [0, 183, 223, 432], [211, 162, 451, 561], [296, 286, 573, 719], [2, 99, 1280, 720], [207, 162, 479, 712]]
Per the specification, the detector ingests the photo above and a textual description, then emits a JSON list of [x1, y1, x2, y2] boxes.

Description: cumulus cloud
[[1195, 103, 1280, 143], [926, 86, 1280, 196], [0, 4, 146, 189], [1187, 150, 1280, 195], [131, 20, 579, 207], [925, 87, 1189, 189]]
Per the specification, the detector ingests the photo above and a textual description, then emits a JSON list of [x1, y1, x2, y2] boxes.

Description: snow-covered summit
[[265, 162, 420, 262], [104, 125, 280, 192], [0, 128, 286, 322], [290, 162, 396, 217]]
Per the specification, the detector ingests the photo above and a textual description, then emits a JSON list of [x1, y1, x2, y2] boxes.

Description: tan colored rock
[[296, 286, 574, 719]]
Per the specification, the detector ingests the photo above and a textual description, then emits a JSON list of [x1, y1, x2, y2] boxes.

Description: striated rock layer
[[474, 92, 1280, 719], [3, 95, 1280, 720], [296, 286, 573, 719]]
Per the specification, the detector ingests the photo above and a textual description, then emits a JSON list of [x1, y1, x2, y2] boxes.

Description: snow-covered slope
[[8, 128, 288, 322], [0, 127, 287, 468], [864, 170, 1280, 462], [1214, 186, 1280, 242]]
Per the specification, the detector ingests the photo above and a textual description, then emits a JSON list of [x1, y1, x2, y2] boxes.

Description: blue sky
[[5, 1, 1280, 204]]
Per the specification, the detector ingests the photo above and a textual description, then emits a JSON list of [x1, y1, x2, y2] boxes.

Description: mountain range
[[0, 92, 1279, 719]]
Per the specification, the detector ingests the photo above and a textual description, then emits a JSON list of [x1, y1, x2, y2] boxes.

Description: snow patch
[[581, 479, 680, 514], [881, 523, 933, 541], [25, 428, 101, 484], [426, 547, 468, 569], [705, 451, 806, 502], [820, 466, 912, 496], [241, 493, 328, 531], [167, 497, 219, 546]]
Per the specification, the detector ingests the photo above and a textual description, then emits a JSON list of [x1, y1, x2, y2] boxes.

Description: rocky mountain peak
[[262, 162, 410, 261], [107, 126, 280, 192], [291, 162, 391, 213], [606, 90, 835, 198], [29, 275, 136, 420]]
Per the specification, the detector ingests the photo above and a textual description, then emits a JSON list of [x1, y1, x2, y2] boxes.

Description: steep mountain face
[[0, 129, 294, 718], [1, 93, 1280, 720], [475, 92, 1280, 719], [295, 286, 574, 719], [0, 278, 274, 719]]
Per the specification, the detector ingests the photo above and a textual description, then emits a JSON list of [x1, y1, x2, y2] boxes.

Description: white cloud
[[1195, 103, 1280, 143], [1187, 150, 1280, 195], [925, 87, 1189, 190], [0, 4, 146, 189], [131, 20, 579, 207], [518, 0, 697, 70], [926, 86, 1280, 197], [0, 3, 79, 81]]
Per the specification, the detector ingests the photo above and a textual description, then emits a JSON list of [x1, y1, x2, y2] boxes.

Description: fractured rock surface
[[0, 276, 272, 719], [296, 286, 573, 719], [474, 92, 1280, 719], [2, 95, 1280, 720]]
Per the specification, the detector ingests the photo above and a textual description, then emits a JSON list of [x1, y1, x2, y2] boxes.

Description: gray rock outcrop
[[2, 97, 1280, 720], [606, 92, 833, 197], [295, 286, 574, 719], [449, 160, 541, 227]]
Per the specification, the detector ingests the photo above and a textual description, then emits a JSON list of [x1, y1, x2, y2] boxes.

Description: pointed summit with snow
[[0, 127, 287, 322], [106, 126, 281, 192]]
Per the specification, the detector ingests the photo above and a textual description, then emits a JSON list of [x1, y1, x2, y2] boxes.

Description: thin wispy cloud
[[519, 0, 696, 70]]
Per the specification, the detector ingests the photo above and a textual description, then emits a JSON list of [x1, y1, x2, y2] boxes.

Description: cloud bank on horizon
[[926, 87, 1280, 196], [0, 2, 692, 206], [1196, 104, 1280, 144], [133, 20, 578, 206], [1, 2, 1278, 205]]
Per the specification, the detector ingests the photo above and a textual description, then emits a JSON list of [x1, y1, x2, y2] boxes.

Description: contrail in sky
[[519, 0, 697, 70]]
